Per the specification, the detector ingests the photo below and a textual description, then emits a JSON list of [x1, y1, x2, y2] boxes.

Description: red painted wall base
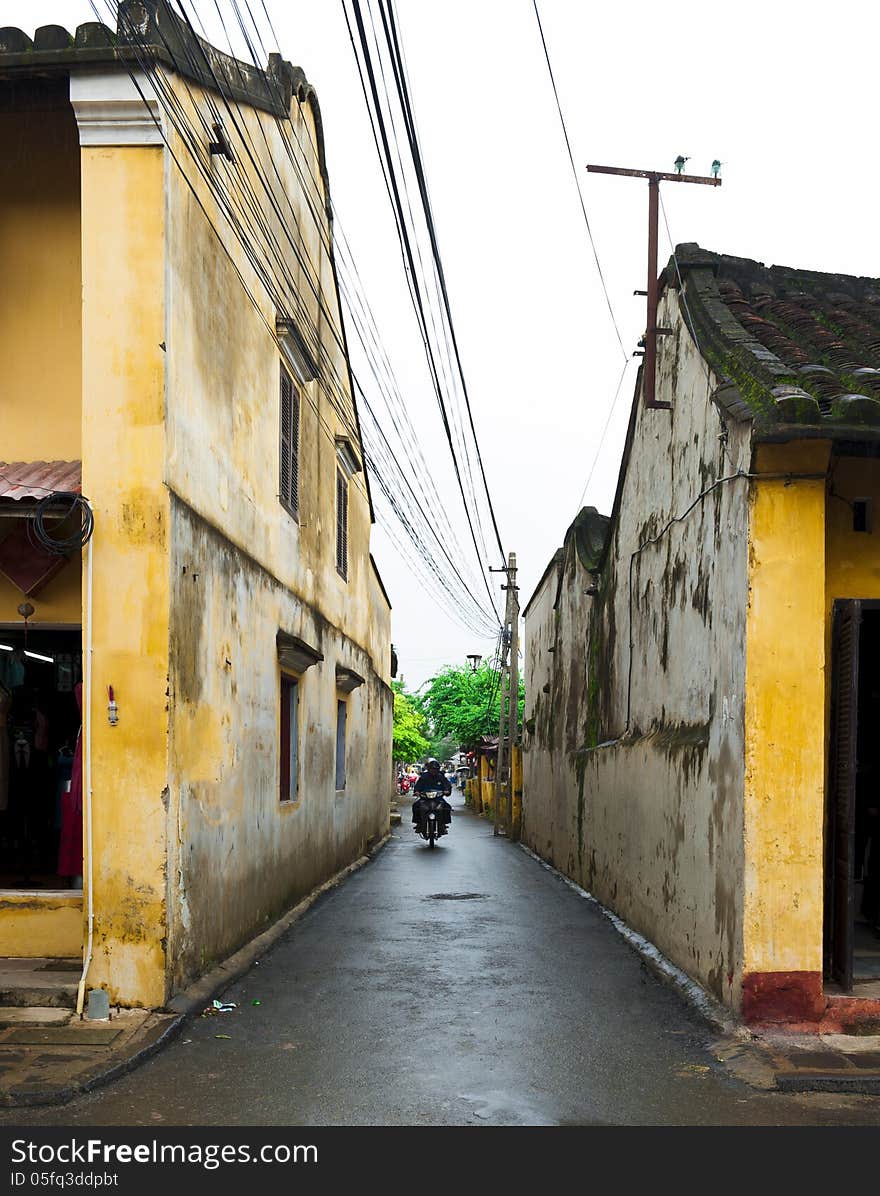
[[742, 971, 880, 1032], [742, 971, 825, 1024]]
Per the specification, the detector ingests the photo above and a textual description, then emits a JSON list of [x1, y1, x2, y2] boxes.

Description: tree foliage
[[391, 680, 430, 762], [419, 663, 523, 751]]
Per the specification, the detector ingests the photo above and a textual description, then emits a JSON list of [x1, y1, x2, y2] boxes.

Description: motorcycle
[[413, 793, 450, 848]]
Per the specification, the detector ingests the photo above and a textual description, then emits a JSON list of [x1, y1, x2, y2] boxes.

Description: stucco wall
[[0, 80, 82, 461], [741, 440, 830, 1019], [80, 139, 170, 1008], [0, 79, 82, 628], [166, 499, 391, 989], [161, 74, 391, 990], [523, 289, 751, 1006]]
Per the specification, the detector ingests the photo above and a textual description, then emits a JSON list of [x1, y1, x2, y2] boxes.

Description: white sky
[[10, 1, 880, 690]]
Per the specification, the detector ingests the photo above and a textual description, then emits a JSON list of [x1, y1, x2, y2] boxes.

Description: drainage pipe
[[76, 509, 95, 1016]]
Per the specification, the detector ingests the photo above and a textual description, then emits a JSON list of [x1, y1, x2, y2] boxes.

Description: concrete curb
[[516, 842, 749, 1042], [167, 831, 392, 1016], [2, 1014, 185, 1109]]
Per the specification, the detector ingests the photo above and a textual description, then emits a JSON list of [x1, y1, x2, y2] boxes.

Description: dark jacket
[[414, 771, 451, 796]]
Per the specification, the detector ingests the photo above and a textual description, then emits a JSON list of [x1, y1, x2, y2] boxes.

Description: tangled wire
[[28, 492, 94, 555]]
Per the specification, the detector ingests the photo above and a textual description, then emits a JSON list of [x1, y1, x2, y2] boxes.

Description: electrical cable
[[380, 1, 506, 571], [91, 1, 501, 634], [30, 493, 95, 554], [572, 357, 632, 515], [531, 0, 629, 365], [177, 0, 499, 623], [343, 0, 505, 621]]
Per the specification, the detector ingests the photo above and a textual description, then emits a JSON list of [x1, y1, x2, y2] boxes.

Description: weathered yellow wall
[[0, 82, 81, 460], [742, 441, 830, 979], [0, 892, 82, 957], [80, 143, 169, 1008], [160, 76, 391, 990]]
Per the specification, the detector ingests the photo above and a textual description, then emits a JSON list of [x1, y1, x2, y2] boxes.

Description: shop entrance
[[826, 600, 880, 991], [0, 625, 82, 889]]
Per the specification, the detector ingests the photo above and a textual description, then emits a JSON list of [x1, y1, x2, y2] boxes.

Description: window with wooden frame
[[335, 698, 347, 790], [279, 365, 300, 520], [279, 674, 300, 803], [336, 468, 348, 580]]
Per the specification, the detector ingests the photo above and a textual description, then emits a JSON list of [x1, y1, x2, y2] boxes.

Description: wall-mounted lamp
[[467, 653, 482, 672], [209, 121, 234, 162]]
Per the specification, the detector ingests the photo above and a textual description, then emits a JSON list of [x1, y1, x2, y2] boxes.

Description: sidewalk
[[0, 1005, 182, 1107]]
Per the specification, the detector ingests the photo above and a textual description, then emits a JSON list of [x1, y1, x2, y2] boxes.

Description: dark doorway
[[826, 601, 880, 991], [0, 626, 82, 889]]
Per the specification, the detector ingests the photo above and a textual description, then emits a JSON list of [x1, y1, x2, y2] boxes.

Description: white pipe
[[76, 512, 95, 1016]]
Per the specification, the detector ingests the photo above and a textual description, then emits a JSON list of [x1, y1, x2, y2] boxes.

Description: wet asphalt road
[[3, 791, 880, 1126]]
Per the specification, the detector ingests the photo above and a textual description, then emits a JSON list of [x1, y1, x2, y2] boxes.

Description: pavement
[[0, 1003, 182, 1107], [1, 803, 879, 1109]]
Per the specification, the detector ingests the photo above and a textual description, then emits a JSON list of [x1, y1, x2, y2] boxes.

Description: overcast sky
[[10, 1, 880, 690]]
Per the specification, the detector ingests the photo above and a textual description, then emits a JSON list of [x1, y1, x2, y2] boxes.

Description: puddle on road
[[425, 893, 489, 901]]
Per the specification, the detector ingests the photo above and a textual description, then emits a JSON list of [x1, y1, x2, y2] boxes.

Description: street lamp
[[467, 653, 482, 672]]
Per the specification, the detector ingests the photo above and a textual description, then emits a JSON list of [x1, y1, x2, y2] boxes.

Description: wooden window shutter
[[290, 377, 300, 515], [336, 468, 348, 579], [280, 367, 299, 519]]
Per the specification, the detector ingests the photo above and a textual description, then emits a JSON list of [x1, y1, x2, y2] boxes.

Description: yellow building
[[0, 6, 392, 1008], [524, 245, 880, 1031]]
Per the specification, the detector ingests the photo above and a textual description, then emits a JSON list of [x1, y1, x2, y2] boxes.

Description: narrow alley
[[2, 793, 879, 1128]]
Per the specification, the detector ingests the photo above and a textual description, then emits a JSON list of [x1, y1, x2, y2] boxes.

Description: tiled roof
[[0, 461, 82, 501], [0, 2, 311, 122], [667, 244, 880, 433]]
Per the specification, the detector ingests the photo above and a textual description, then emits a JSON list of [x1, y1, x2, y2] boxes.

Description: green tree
[[392, 680, 429, 762], [419, 663, 524, 751]]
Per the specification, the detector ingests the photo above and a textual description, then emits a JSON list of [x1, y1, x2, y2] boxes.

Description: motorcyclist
[[411, 758, 453, 829]]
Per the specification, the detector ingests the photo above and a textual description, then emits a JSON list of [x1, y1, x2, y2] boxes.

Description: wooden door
[[828, 599, 861, 990]]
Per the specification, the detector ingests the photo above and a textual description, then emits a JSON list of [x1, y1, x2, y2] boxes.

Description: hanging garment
[[57, 684, 83, 880]]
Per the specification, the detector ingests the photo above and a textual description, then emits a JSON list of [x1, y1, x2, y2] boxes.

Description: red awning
[[0, 460, 82, 501]]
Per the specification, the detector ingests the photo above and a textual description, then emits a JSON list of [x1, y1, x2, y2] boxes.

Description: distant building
[[0, 2, 392, 1007], [524, 244, 880, 1029]]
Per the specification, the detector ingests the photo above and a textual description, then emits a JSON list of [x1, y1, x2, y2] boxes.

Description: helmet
[[426, 758, 440, 768]]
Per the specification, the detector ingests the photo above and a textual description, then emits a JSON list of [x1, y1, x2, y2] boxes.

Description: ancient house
[[0, 4, 392, 1008], [524, 243, 880, 1028]]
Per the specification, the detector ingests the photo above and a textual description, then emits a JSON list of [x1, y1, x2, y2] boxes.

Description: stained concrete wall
[[162, 74, 391, 991], [523, 289, 752, 1007]]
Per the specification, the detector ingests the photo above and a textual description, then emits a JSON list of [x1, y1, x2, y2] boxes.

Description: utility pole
[[491, 553, 519, 838], [585, 164, 721, 409]]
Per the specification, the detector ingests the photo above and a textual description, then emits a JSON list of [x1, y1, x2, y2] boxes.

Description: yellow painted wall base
[[0, 892, 82, 958]]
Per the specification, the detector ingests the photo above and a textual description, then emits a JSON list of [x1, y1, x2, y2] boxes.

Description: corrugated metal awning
[[0, 461, 82, 501]]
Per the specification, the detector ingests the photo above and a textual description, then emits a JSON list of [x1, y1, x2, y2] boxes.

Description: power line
[[343, 0, 505, 621], [88, 1, 500, 635], [572, 357, 632, 514], [191, 0, 499, 624], [531, 0, 628, 364]]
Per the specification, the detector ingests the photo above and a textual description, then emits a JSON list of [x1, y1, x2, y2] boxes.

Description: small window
[[280, 675, 299, 802], [335, 698, 347, 790], [336, 468, 348, 579], [853, 498, 871, 533], [279, 366, 300, 520]]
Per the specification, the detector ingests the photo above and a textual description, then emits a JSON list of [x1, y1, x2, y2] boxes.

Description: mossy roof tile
[[670, 244, 880, 437]]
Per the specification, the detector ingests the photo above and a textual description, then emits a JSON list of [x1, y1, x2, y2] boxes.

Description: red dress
[[58, 684, 83, 879]]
